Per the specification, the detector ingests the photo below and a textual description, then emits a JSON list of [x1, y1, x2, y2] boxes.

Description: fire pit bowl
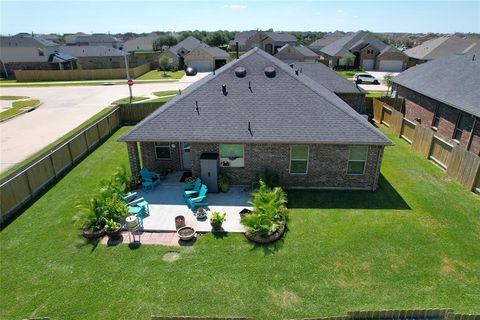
[[176, 226, 196, 241]]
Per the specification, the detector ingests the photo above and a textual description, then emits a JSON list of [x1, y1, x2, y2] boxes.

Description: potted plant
[[129, 175, 141, 190], [218, 174, 231, 193], [210, 211, 226, 229], [104, 219, 122, 239], [159, 168, 167, 180], [73, 195, 106, 239]]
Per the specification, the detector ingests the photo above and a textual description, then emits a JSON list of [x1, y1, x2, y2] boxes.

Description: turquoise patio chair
[[186, 185, 208, 212], [140, 168, 161, 191], [120, 192, 138, 204], [182, 177, 201, 190], [183, 178, 202, 198], [120, 194, 149, 216]]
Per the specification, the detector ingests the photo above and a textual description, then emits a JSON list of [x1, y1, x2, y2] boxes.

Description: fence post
[[67, 141, 74, 164], [24, 170, 34, 199], [84, 131, 90, 152], [49, 152, 57, 179]]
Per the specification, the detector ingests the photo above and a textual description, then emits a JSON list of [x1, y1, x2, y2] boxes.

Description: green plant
[[251, 168, 279, 190], [102, 196, 129, 222], [383, 73, 394, 96], [73, 194, 106, 231], [159, 57, 170, 74], [218, 174, 231, 193], [241, 179, 288, 237], [104, 219, 121, 232], [210, 211, 226, 226], [112, 165, 131, 194]]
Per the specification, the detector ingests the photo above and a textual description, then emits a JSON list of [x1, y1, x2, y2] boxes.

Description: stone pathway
[[100, 231, 199, 247]]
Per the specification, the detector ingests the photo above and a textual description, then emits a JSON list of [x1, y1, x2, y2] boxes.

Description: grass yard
[[111, 96, 149, 105], [0, 95, 28, 100], [366, 91, 388, 98], [136, 70, 185, 80], [336, 70, 360, 79], [1, 126, 479, 319], [153, 90, 179, 97], [0, 99, 40, 121]]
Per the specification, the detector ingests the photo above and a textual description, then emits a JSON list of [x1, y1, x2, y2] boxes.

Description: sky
[[0, 0, 479, 35]]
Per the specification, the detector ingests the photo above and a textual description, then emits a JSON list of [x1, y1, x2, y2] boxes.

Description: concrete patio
[[134, 172, 251, 233]]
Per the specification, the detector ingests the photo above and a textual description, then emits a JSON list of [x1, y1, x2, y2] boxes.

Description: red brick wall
[[396, 84, 479, 155]]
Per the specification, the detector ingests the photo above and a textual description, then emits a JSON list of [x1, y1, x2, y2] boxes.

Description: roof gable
[[120, 48, 391, 146], [321, 31, 392, 57], [404, 35, 479, 60]]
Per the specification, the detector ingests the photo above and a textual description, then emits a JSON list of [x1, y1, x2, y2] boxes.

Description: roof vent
[[295, 69, 299, 76], [234, 67, 247, 78], [289, 63, 295, 69], [264, 66, 276, 78]]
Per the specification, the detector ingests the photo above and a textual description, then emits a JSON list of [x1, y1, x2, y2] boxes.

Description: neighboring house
[[59, 45, 128, 69], [290, 61, 366, 113], [229, 30, 297, 55], [274, 44, 319, 63], [0, 36, 76, 77], [64, 32, 88, 45], [74, 34, 123, 49], [160, 36, 208, 69], [184, 46, 229, 72], [320, 31, 407, 72], [392, 52, 480, 155], [404, 35, 479, 67], [309, 31, 346, 54], [120, 48, 392, 190], [124, 36, 157, 52]]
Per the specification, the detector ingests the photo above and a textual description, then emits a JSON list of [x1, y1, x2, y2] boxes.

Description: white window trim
[[289, 145, 309, 175], [346, 146, 368, 176], [154, 142, 172, 160], [219, 144, 244, 168]]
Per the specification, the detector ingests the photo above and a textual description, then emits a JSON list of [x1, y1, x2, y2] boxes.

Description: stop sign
[[127, 79, 134, 86]]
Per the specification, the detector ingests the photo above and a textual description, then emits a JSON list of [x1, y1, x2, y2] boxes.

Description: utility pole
[[123, 52, 133, 103]]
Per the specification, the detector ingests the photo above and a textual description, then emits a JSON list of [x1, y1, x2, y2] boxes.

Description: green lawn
[[0, 99, 40, 121], [1, 126, 479, 319], [136, 70, 185, 80], [153, 90, 179, 97], [111, 96, 149, 105], [0, 95, 28, 100], [366, 91, 388, 98], [337, 70, 360, 79]]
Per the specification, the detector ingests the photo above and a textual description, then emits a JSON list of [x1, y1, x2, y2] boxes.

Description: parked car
[[186, 67, 197, 76], [353, 73, 380, 84]]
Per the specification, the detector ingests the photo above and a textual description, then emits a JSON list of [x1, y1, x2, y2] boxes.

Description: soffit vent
[[264, 66, 276, 78], [234, 67, 247, 78]]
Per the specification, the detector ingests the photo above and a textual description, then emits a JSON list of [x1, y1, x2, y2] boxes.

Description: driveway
[[0, 73, 210, 174]]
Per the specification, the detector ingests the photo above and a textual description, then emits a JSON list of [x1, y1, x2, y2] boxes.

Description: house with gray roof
[[320, 31, 407, 72], [120, 48, 392, 190], [124, 36, 157, 52], [0, 35, 76, 77], [290, 61, 366, 113], [392, 52, 480, 155], [228, 30, 297, 55], [274, 44, 319, 63], [74, 34, 123, 49], [160, 36, 208, 69], [309, 31, 346, 54], [404, 35, 479, 67], [184, 46, 229, 72], [59, 45, 129, 69]]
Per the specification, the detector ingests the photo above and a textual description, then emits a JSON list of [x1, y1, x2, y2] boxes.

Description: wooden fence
[[0, 101, 166, 226], [305, 309, 480, 320], [14, 63, 151, 82], [372, 98, 480, 194]]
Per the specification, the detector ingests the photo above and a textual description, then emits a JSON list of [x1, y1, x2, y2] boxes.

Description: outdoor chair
[[186, 184, 208, 212], [123, 196, 149, 217], [140, 168, 161, 190], [120, 192, 138, 204], [183, 179, 202, 198], [182, 177, 201, 190]]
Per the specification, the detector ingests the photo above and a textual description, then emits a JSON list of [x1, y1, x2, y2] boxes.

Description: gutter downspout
[[467, 115, 478, 151]]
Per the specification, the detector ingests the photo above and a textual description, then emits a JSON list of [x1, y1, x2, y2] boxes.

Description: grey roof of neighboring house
[[200, 46, 229, 58], [309, 33, 345, 49], [120, 48, 391, 146], [169, 36, 205, 54], [0, 36, 57, 47], [124, 36, 156, 46], [275, 44, 319, 58], [59, 45, 127, 57], [75, 34, 121, 43], [292, 62, 365, 95], [264, 31, 297, 42], [404, 35, 479, 60], [321, 31, 399, 57], [393, 52, 480, 117]]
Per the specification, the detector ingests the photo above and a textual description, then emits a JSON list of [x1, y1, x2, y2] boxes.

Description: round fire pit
[[176, 226, 196, 241]]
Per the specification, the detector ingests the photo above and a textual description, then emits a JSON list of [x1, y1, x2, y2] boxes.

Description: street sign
[[127, 79, 134, 86]]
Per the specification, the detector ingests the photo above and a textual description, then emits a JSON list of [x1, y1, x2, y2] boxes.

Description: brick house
[[320, 31, 407, 72], [229, 31, 297, 55], [274, 44, 319, 63], [160, 36, 208, 70], [120, 48, 392, 190], [392, 52, 480, 155]]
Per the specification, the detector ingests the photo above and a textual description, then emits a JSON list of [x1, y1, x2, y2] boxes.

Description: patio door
[[181, 142, 191, 170]]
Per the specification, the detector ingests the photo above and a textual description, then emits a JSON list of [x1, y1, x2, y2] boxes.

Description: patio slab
[[134, 172, 251, 233]]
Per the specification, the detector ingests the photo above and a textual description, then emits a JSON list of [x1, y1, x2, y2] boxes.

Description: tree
[[340, 53, 355, 67], [205, 31, 228, 47], [383, 73, 394, 96], [159, 57, 170, 75], [153, 35, 178, 51]]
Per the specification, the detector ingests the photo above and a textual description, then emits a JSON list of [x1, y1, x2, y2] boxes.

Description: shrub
[[241, 180, 288, 237], [210, 211, 226, 226], [218, 174, 231, 193], [104, 219, 121, 232], [251, 168, 279, 190]]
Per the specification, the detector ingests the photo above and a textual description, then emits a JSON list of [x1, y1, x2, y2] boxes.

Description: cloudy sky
[[1, 0, 479, 34]]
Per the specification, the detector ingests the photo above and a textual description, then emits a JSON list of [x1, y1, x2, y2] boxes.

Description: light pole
[[123, 52, 133, 103]]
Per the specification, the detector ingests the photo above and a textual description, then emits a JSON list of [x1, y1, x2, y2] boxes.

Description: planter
[[177, 226, 196, 241], [210, 222, 223, 230], [130, 182, 140, 190], [175, 215, 185, 230], [245, 223, 286, 244], [106, 228, 122, 239], [82, 227, 105, 239]]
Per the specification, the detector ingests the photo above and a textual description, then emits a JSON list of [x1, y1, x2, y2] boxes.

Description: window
[[347, 146, 368, 175], [220, 144, 244, 167], [290, 146, 309, 174], [154, 142, 171, 159], [453, 112, 466, 141], [37, 48, 44, 56], [432, 105, 443, 128]]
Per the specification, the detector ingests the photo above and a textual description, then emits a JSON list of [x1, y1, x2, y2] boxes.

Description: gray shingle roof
[[393, 52, 480, 117], [264, 31, 297, 42], [169, 36, 205, 53], [294, 45, 319, 57], [59, 45, 127, 57], [292, 62, 365, 94], [75, 34, 121, 43], [321, 31, 395, 57], [309, 32, 346, 49], [0, 36, 57, 47], [120, 48, 391, 146], [404, 35, 479, 60], [201, 46, 229, 58]]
